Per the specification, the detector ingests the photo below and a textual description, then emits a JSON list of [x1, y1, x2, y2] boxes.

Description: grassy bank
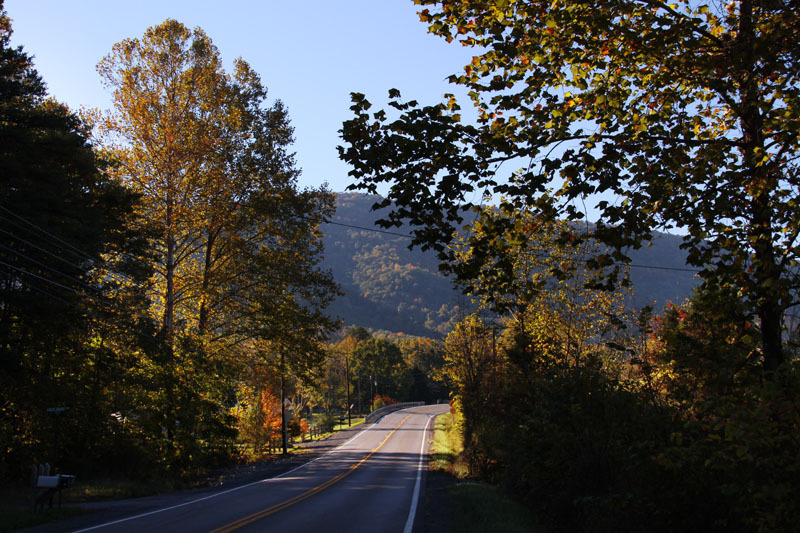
[[428, 411, 544, 533], [429, 411, 469, 477]]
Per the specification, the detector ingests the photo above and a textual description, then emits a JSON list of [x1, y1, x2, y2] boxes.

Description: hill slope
[[321, 193, 466, 337], [320, 193, 698, 336]]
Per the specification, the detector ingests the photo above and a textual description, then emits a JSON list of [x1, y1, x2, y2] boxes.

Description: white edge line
[[70, 425, 373, 533], [403, 413, 436, 533]]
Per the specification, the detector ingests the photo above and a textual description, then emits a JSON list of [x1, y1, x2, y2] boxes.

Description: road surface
[[69, 404, 448, 533]]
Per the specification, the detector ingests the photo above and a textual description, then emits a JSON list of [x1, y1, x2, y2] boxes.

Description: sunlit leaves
[[96, 19, 340, 463], [342, 0, 800, 371]]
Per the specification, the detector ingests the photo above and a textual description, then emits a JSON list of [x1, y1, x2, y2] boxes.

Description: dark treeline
[[441, 280, 800, 532], [322, 327, 449, 417]]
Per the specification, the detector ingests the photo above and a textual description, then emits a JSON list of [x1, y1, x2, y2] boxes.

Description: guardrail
[[365, 401, 425, 423]]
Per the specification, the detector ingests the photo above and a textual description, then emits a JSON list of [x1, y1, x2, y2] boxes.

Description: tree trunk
[[164, 201, 175, 356], [737, 0, 784, 373], [281, 352, 288, 454], [198, 229, 216, 334], [760, 304, 784, 373], [346, 355, 351, 426]]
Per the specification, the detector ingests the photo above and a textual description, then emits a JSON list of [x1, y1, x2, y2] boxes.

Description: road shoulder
[[17, 423, 373, 533]]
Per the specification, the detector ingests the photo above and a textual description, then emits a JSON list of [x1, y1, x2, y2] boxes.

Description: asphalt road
[[67, 404, 448, 533]]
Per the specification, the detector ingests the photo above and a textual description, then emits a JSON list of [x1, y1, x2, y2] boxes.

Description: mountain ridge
[[320, 192, 699, 337]]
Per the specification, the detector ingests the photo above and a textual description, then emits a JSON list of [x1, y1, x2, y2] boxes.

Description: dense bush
[[449, 293, 800, 532]]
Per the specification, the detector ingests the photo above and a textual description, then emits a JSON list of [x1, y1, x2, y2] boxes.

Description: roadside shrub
[[486, 352, 682, 532], [315, 412, 337, 433], [470, 289, 800, 531], [372, 395, 396, 410]]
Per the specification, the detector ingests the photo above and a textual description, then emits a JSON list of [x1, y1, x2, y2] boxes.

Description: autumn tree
[[98, 19, 336, 352], [441, 315, 496, 449], [340, 0, 800, 372], [453, 207, 631, 366], [98, 19, 338, 461], [331, 327, 372, 421], [396, 336, 447, 402], [351, 337, 406, 405]]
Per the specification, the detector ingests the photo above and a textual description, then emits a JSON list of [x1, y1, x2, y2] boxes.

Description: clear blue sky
[[5, 0, 473, 193]]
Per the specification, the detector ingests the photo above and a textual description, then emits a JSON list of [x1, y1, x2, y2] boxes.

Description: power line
[[326, 220, 414, 238], [0, 261, 162, 345], [0, 259, 82, 295], [0, 227, 87, 271], [0, 203, 97, 263], [627, 263, 700, 273], [326, 219, 702, 273], [0, 207, 170, 346], [0, 242, 98, 291], [0, 204, 146, 292], [0, 204, 152, 269], [23, 281, 72, 306], [0, 259, 122, 311]]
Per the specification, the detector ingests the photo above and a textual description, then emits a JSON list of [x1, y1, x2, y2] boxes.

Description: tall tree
[[441, 315, 496, 448], [351, 337, 406, 401], [98, 19, 339, 461], [451, 208, 631, 365], [98, 19, 337, 353], [340, 0, 800, 372], [98, 19, 242, 351]]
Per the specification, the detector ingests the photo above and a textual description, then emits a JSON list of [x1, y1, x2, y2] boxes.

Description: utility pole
[[492, 324, 497, 361], [280, 352, 288, 455], [345, 353, 352, 426]]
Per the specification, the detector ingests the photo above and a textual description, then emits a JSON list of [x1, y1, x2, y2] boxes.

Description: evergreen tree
[[0, 0, 151, 478]]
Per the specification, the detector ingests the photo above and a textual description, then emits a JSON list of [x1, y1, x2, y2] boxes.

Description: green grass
[[333, 416, 365, 432], [428, 411, 546, 533], [306, 414, 366, 441], [70, 477, 166, 501], [429, 411, 469, 477], [449, 482, 542, 533]]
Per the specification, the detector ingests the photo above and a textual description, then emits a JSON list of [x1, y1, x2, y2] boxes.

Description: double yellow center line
[[210, 414, 413, 532]]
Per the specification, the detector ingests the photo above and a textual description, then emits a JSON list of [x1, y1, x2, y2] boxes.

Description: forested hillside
[[321, 193, 699, 336], [321, 193, 467, 336]]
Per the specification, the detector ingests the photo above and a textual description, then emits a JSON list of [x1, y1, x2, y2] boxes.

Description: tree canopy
[[98, 19, 338, 356], [1, 11, 342, 480], [340, 0, 800, 371], [92, 19, 340, 465], [1, 1, 154, 478]]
